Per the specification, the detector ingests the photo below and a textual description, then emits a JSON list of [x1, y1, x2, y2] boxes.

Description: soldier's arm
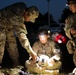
[[66, 40, 75, 54], [17, 24, 35, 54], [32, 42, 39, 53], [10, 16, 37, 62], [64, 28, 72, 39], [10, 16, 35, 53]]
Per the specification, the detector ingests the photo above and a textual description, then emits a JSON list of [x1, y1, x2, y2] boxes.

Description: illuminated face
[[24, 11, 39, 23], [38, 35, 49, 44], [67, 1, 76, 13]]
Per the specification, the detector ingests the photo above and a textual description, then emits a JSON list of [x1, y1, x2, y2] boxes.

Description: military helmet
[[66, 0, 76, 5]]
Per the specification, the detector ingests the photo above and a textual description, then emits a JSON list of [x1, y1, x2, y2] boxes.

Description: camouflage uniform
[[66, 34, 76, 66], [25, 39, 62, 74], [64, 13, 76, 66], [0, 2, 32, 66], [64, 13, 76, 39]]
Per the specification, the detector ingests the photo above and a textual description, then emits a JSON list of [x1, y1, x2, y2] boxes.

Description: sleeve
[[64, 27, 72, 39], [66, 40, 75, 54], [32, 42, 39, 54], [10, 16, 33, 53]]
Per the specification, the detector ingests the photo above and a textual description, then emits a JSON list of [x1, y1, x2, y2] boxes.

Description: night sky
[[0, 0, 67, 23]]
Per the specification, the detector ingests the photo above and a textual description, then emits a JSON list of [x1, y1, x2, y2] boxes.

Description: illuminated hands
[[48, 55, 60, 66], [30, 51, 37, 63], [49, 58, 55, 63], [47, 57, 55, 67], [50, 55, 60, 61]]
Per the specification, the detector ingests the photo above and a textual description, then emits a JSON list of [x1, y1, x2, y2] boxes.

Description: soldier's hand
[[30, 51, 37, 63], [49, 58, 55, 63]]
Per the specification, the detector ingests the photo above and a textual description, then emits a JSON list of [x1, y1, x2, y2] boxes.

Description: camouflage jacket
[[64, 26, 76, 39], [0, 2, 32, 53], [32, 39, 61, 58], [0, 2, 26, 24], [66, 39, 76, 66], [66, 40, 76, 54]]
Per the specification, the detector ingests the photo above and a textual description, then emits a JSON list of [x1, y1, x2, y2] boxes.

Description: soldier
[[25, 29, 62, 74], [64, 13, 76, 66], [64, 0, 76, 72], [65, 0, 76, 38], [0, 2, 39, 67], [66, 22, 76, 66], [64, 0, 76, 73], [66, 0, 76, 13], [64, 0, 76, 39]]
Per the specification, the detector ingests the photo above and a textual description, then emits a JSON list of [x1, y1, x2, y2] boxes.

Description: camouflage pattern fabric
[[25, 39, 62, 74], [66, 39, 76, 66], [32, 39, 61, 57], [0, 2, 32, 66], [64, 13, 76, 66], [64, 13, 76, 39]]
